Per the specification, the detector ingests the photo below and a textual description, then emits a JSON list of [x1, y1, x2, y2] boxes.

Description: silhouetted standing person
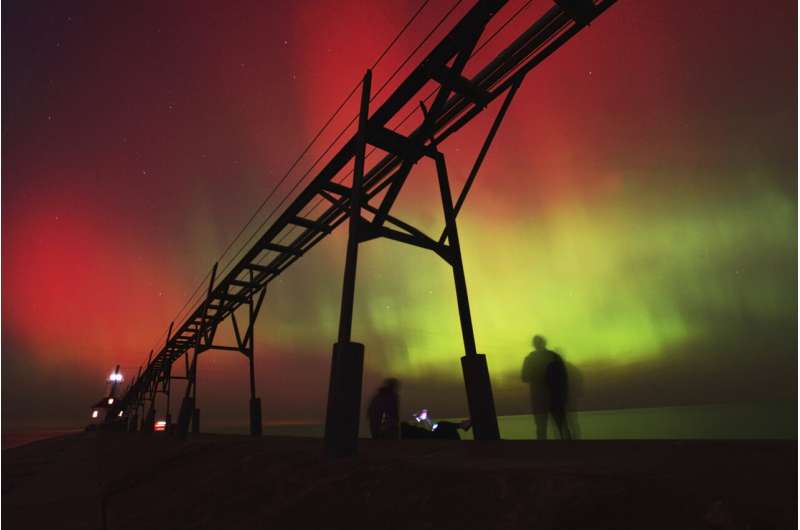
[[367, 378, 400, 440], [521, 335, 571, 440]]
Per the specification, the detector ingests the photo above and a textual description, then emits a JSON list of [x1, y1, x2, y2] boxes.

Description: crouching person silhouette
[[367, 378, 400, 440]]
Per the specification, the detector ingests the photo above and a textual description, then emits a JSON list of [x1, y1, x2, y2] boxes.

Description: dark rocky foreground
[[2, 432, 796, 529]]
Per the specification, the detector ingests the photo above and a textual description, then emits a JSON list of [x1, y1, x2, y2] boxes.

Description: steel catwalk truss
[[111, 0, 617, 443]]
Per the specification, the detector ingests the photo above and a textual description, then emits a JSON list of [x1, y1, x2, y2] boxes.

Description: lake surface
[[4, 401, 794, 449], [2, 429, 82, 450], [259, 401, 797, 440]]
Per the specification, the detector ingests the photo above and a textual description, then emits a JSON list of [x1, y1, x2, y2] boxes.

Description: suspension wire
[[139, 0, 434, 367], [270, 0, 536, 246], [372, 0, 464, 103], [209, 0, 441, 284], [214, 0, 463, 280], [370, 0, 431, 69]]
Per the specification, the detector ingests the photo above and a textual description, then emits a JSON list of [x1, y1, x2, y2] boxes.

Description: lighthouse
[[88, 365, 125, 428]]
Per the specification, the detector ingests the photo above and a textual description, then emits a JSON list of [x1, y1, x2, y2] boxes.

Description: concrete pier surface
[[2, 432, 795, 529]]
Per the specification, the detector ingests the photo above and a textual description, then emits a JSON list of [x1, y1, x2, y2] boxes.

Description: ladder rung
[[290, 216, 332, 234], [229, 279, 260, 288], [263, 243, 303, 256], [216, 292, 249, 303], [244, 263, 278, 274]]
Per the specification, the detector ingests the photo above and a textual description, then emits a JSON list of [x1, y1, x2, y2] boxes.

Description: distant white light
[[109, 373, 123, 382], [118, 411, 124, 417], [107, 398, 115, 405], [92, 410, 99, 419]]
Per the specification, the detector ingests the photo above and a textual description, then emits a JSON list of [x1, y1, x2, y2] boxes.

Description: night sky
[[3, 1, 796, 430]]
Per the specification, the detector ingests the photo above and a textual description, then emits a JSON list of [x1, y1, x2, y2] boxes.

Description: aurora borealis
[[3, 0, 796, 430]]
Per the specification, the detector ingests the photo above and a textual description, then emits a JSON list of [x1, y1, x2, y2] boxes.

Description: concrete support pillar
[[142, 407, 156, 434], [461, 353, 500, 440], [176, 396, 194, 439], [323, 342, 364, 457], [128, 413, 138, 432], [250, 398, 262, 436]]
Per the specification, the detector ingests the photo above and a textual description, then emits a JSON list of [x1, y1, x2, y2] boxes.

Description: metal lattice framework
[[111, 0, 617, 452]]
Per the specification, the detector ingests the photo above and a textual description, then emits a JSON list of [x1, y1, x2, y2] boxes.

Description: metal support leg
[[128, 412, 138, 432], [142, 376, 158, 435], [165, 367, 172, 432], [183, 268, 216, 438], [435, 152, 500, 441], [325, 70, 371, 457], [247, 287, 266, 436], [143, 405, 156, 434], [177, 350, 199, 439], [249, 350, 262, 436], [177, 397, 194, 439], [191, 347, 200, 434], [232, 285, 266, 437]]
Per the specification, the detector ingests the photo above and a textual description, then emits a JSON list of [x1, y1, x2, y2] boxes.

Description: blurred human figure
[[367, 378, 400, 439], [563, 359, 582, 440], [521, 335, 572, 440]]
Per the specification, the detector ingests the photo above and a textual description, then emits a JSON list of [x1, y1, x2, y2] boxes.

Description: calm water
[[4, 401, 794, 449], [259, 401, 797, 440], [2, 429, 82, 450]]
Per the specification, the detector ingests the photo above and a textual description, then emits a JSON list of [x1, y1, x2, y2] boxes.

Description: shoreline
[[6, 399, 794, 449]]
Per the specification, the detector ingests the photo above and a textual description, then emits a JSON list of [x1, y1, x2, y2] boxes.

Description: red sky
[[3, 1, 796, 430]]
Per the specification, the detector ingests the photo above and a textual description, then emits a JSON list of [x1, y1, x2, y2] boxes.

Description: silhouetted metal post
[[435, 152, 500, 441], [140, 350, 157, 434], [128, 411, 138, 432], [249, 351, 262, 437], [164, 365, 172, 432], [190, 265, 217, 436], [177, 347, 200, 439], [142, 375, 156, 434], [192, 406, 200, 434], [128, 365, 142, 432], [247, 286, 266, 436], [324, 69, 371, 457], [191, 352, 200, 434]]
